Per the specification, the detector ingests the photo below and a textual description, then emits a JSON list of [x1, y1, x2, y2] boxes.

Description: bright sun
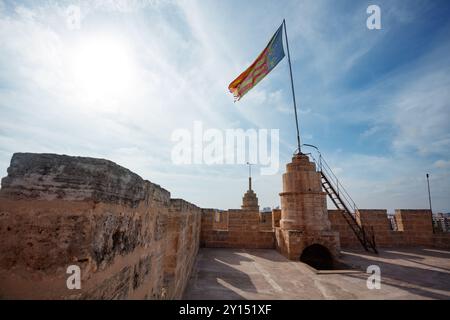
[[68, 35, 137, 105]]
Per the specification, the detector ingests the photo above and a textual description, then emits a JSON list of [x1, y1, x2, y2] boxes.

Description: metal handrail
[[303, 147, 359, 218], [302, 145, 377, 252], [321, 157, 357, 212]]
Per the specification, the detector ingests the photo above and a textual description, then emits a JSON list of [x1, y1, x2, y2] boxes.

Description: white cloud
[[391, 69, 450, 156], [434, 160, 450, 169], [360, 125, 382, 139]]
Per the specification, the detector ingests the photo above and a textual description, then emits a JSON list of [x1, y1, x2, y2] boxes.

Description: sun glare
[[68, 35, 137, 106]]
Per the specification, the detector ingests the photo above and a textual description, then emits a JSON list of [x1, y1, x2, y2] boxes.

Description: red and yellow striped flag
[[228, 24, 285, 101]]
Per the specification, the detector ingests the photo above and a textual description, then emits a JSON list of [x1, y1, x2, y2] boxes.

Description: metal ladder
[[304, 146, 378, 254]]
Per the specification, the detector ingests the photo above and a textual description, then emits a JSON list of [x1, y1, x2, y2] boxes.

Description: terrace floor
[[183, 247, 450, 300]]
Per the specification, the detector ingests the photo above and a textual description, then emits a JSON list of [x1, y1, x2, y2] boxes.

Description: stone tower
[[275, 154, 340, 266]]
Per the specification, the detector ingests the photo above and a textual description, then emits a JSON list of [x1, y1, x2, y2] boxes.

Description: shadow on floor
[[183, 249, 259, 300], [341, 248, 450, 300]]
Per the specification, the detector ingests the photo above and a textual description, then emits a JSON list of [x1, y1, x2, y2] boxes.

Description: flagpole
[[283, 19, 302, 154]]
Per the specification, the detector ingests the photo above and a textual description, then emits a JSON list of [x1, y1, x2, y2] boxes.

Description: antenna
[[247, 162, 253, 190]]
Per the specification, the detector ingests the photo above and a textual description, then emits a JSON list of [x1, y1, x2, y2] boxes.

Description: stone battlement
[[329, 209, 449, 249]]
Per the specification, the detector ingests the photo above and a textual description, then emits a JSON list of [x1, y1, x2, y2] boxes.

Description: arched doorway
[[300, 244, 334, 270]]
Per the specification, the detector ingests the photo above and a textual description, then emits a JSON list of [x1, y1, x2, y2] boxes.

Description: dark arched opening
[[300, 244, 334, 270]]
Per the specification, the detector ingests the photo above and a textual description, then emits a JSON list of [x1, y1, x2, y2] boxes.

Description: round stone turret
[[275, 153, 340, 262], [279, 154, 331, 231]]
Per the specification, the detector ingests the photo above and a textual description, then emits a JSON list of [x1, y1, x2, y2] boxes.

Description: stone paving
[[183, 247, 450, 300]]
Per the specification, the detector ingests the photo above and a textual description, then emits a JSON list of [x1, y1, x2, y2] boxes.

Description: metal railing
[[301, 145, 377, 252], [303, 146, 358, 218]]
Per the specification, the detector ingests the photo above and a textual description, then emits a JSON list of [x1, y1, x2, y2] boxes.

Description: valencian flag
[[228, 24, 285, 101]]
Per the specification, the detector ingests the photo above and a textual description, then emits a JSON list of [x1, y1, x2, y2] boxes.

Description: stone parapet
[[329, 209, 450, 249]]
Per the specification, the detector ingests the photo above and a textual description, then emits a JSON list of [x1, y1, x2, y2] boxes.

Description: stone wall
[[164, 199, 201, 299], [272, 209, 281, 228], [0, 153, 201, 299], [327, 210, 360, 248], [259, 212, 273, 231], [329, 209, 450, 249], [200, 209, 275, 249]]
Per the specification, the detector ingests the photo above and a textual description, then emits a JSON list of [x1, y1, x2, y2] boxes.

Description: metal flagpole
[[283, 19, 302, 154], [426, 173, 434, 233], [426, 174, 433, 213]]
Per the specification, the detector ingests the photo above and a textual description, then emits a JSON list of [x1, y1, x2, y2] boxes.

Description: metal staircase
[[303, 146, 378, 254]]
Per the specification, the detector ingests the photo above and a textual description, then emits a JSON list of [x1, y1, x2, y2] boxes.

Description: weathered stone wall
[[327, 210, 360, 248], [0, 153, 201, 299], [329, 209, 450, 249], [200, 209, 275, 249], [275, 228, 341, 261], [272, 209, 281, 228], [358, 209, 392, 247], [212, 210, 229, 231], [259, 211, 273, 231], [164, 199, 201, 299]]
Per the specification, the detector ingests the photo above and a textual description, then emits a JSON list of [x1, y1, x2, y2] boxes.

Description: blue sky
[[0, 0, 449, 213]]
